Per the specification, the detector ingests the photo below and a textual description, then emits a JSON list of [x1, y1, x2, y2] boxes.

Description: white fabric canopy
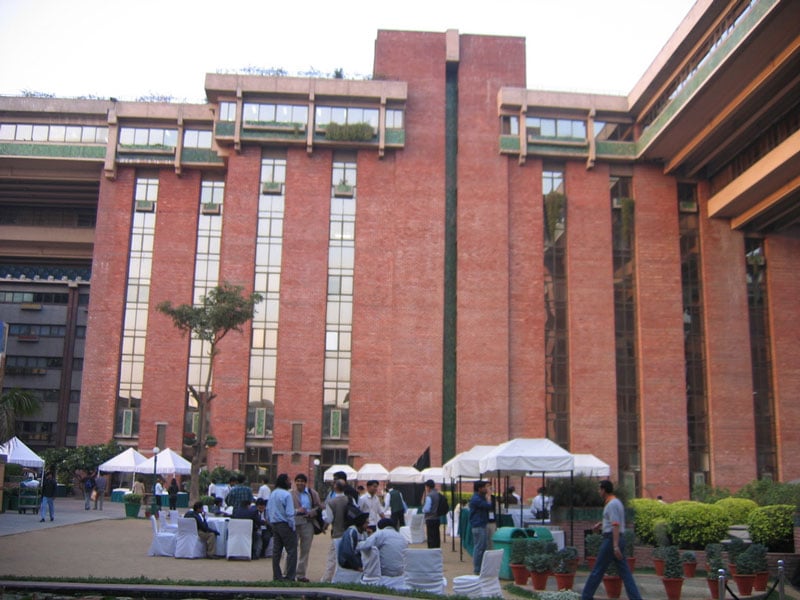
[[388, 465, 423, 483], [98, 447, 147, 473], [549, 453, 610, 478], [0, 436, 44, 468], [442, 445, 496, 479], [136, 448, 191, 475], [357, 462, 389, 481], [478, 438, 574, 476], [323, 464, 357, 482], [420, 467, 447, 484]]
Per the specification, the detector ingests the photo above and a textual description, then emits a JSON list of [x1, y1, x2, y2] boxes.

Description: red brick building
[[1, 0, 798, 498]]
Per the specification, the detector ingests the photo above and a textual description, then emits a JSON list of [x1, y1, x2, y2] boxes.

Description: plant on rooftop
[[325, 122, 375, 142]]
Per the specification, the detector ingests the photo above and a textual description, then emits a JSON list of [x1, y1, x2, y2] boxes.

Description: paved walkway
[[0, 498, 797, 599]]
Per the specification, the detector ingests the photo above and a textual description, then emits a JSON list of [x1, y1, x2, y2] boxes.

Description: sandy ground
[[1, 498, 795, 599]]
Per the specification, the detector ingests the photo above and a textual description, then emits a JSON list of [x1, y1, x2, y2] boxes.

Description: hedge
[[666, 501, 731, 549], [629, 498, 668, 545], [714, 497, 758, 525], [747, 504, 795, 552]]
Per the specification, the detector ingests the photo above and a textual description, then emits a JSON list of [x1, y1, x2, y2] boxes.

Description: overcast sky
[[0, 0, 696, 102]]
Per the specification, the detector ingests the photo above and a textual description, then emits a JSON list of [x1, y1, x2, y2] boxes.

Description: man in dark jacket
[[39, 471, 57, 522], [185, 501, 218, 557]]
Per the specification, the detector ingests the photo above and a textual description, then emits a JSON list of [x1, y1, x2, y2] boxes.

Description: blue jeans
[[40, 496, 54, 520], [581, 534, 641, 600], [472, 526, 488, 575]]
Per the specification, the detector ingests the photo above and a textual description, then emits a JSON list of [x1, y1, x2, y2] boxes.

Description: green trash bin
[[492, 527, 529, 580], [526, 526, 555, 544]]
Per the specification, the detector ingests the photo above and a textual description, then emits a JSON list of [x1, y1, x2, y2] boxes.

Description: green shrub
[[747, 504, 795, 552], [714, 497, 758, 524], [199, 495, 216, 508], [510, 537, 527, 564], [726, 537, 747, 565], [653, 517, 671, 547], [584, 533, 603, 557], [325, 122, 375, 142], [629, 498, 669, 545], [663, 546, 683, 578], [691, 483, 731, 503], [666, 501, 730, 549], [734, 479, 800, 508], [548, 475, 604, 507]]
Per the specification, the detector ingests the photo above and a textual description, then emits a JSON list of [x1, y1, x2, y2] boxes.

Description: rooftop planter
[[324, 122, 375, 142], [262, 181, 283, 195], [201, 202, 221, 216], [135, 200, 155, 213], [334, 181, 354, 198]]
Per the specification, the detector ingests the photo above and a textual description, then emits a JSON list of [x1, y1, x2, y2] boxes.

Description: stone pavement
[[0, 497, 798, 599]]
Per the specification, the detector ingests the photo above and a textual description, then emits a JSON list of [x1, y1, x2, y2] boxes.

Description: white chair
[[404, 547, 447, 594], [226, 518, 253, 560], [360, 547, 409, 591], [331, 538, 364, 584], [452, 549, 503, 597], [147, 515, 176, 557], [174, 517, 206, 559], [159, 510, 177, 532], [169, 509, 181, 523], [400, 512, 426, 545]]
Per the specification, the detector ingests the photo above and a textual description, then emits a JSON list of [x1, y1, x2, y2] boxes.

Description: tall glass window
[[323, 154, 356, 441], [247, 153, 286, 440], [184, 179, 225, 436], [543, 168, 569, 448], [678, 184, 710, 490], [611, 176, 641, 495], [115, 174, 158, 438], [745, 237, 777, 479]]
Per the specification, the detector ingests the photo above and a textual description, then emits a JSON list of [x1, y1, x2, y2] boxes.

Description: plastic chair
[[226, 518, 253, 560], [147, 515, 177, 557], [331, 538, 364, 584], [174, 517, 206, 559], [452, 548, 503, 597], [404, 547, 447, 594], [400, 512, 426, 545]]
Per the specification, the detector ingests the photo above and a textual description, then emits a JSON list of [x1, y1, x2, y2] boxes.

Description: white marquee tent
[[135, 448, 191, 475], [388, 465, 423, 483], [0, 436, 44, 469], [323, 464, 357, 482]]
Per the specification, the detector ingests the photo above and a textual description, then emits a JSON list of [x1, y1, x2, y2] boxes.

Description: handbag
[[90, 489, 98, 501], [312, 509, 326, 535]]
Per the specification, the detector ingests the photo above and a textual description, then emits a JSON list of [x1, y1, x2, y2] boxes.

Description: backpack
[[344, 500, 362, 527], [436, 492, 450, 517]]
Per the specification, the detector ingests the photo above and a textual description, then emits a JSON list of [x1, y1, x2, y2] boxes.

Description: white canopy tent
[[135, 448, 191, 475], [0, 436, 45, 469], [388, 465, 423, 483], [323, 464, 357, 482], [478, 438, 574, 475], [98, 447, 147, 473], [357, 462, 390, 481], [442, 445, 496, 479], [549, 453, 611, 478], [419, 467, 447, 485]]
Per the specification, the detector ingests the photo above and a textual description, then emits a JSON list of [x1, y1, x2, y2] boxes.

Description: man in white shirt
[[531, 486, 553, 521], [257, 476, 271, 502], [358, 480, 384, 530]]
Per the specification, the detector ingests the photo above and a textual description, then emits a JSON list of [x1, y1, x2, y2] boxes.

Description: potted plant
[[726, 536, 746, 575], [602, 559, 622, 599], [526, 550, 554, 591], [681, 550, 697, 577], [334, 178, 354, 197], [509, 537, 529, 585], [623, 529, 636, 571], [733, 544, 758, 596], [123, 493, 142, 518], [706, 553, 727, 600], [652, 544, 667, 576], [749, 543, 769, 591], [204, 434, 217, 448], [662, 545, 684, 600], [554, 547, 578, 590], [585, 532, 602, 569]]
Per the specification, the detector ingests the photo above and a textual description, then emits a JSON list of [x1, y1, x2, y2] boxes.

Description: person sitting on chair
[[185, 501, 218, 558]]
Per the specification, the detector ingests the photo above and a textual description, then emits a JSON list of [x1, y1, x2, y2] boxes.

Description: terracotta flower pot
[[554, 572, 575, 590], [626, 557, 636, 572], [733, 573, 755, 596], [510, 563, 529, 585], [586, 556, 596, 569], [707, 577, 721, 600], [603, 575, 622, 599], [683, 561, 697, 577], [530, 571, 550, 591], [754, 571, 769, 591], [653, 557, 665, 576], [662, 576, 684, 600]]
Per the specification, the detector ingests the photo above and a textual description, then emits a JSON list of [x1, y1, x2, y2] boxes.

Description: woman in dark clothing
[[168, 478, 180, 510]]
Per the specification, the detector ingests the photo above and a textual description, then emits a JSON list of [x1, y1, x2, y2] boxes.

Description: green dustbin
[[526, 526, 555, 544], [492, 527, 529, 580]]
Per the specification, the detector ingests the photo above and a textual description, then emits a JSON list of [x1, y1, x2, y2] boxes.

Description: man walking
[[291, 473, 321, 582], [581, 480, 642, 600], [358, 479, 383, 530], [321, 479, 350, 582], [39, 470, 57, 522], [422, 479, 442, 548], [93, 473, 107, 510], [468, 480, 493, 574], [267, 473, 297, 581], [384, 483, 407, 527]]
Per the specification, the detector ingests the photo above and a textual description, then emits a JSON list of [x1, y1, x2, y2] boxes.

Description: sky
[[0, 0, 696, 102]]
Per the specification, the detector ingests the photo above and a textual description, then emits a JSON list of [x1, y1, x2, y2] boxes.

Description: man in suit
[[185, 501, 218, 557]]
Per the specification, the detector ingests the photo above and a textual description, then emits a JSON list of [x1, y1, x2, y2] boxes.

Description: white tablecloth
[[207, 517, 229, 556]]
